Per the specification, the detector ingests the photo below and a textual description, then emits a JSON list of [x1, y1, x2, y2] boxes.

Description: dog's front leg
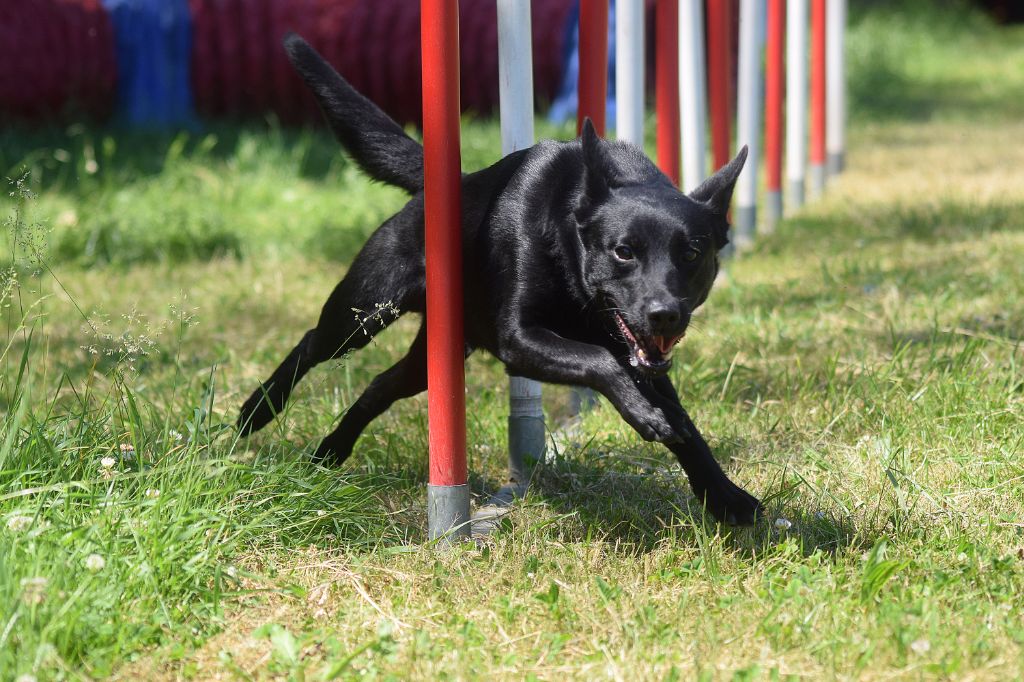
[[499, 327, 686, 444], [640, 376, 763, 525]]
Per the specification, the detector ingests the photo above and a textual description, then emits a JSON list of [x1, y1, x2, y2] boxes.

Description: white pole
[[734, 0, 762, 249], [615, 0, 645, 145], [498, 0, 544, 486], [786, 0, 808, 209], [679, 0, 708, 193], [826, 0, 846, 176]]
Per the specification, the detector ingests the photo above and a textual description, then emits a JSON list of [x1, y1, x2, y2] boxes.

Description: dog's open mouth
[[614, 312, 683, 373]]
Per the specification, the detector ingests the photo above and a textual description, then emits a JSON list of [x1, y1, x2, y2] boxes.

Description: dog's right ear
[[576, 118, 613, 217]]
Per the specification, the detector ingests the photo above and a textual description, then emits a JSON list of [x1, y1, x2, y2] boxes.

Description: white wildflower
[[16, 674, 38, 682], [6, 515, 33, 532], [84, 553, 106, 572], [20, 576, 48, 605], [774, 517, 793, 531], [119, 443, 135, 454], [144, 488, 160, 499], [169, 429, 183, 442], [100, 456, 117, 469], [910, 638, 931, 655], [316, 510, 327, 517]]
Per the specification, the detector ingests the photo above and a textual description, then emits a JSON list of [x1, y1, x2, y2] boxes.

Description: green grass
[[3, 2, 1024, 680]]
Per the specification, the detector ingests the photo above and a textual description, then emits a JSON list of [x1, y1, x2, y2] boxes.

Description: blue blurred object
[[102, 0, 195, 127], [547, 0, 618, 129]]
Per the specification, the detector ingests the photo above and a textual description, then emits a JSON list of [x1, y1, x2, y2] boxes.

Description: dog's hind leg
[[312, 321, 430, 465], [237, 328, 320, 435], [237, 215, 425, 436]]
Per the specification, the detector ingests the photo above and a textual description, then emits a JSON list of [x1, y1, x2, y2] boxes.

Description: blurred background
[[1, 0, 1022, 269], [2, 0, 1020, 129]]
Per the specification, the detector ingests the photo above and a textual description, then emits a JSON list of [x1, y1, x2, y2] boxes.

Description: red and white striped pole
[[421, 0, 469, 542], [809, 0, 827, 197], [764, 0, 785, 229], [655, 0, 680, 186], [706, 0, 733, 172], [578, 0, 609, 136]]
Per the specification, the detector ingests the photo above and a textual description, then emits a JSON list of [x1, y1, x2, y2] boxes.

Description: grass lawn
[[3, 3, 1024, 680]]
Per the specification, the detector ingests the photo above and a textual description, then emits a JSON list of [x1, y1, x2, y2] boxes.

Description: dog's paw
[[692, 476, 763, 526], [237, 387, 278, 436], [624, 405, 685, 444]]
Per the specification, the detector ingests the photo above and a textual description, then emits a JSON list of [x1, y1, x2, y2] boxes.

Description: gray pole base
[[809, 163, 826, 199], [427, 483, 471, 544], [788, 179, 805, 210], [764, 190, 782, 234], [827, 151, 845, 177], [733, 205, 756, 251], [508, 415, 545, 485]]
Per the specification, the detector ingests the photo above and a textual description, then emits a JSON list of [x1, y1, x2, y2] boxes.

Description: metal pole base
[[764, 190, 782, 233], [427, 483, 471, 544], [788, 178, 805, 210], [733, 204, 756, 251], [827, 151, 845, 177], [508, 415, 545, 484], [809, 163, 826, 199]]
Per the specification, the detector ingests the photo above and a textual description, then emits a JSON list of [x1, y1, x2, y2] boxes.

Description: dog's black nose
[[647, 304, 681, 332]]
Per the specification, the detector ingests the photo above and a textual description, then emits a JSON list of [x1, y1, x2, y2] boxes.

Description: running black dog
[[238, 34, 763, 525]]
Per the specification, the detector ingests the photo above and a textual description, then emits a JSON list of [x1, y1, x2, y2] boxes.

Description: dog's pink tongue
[[653, 335, 682, 355]]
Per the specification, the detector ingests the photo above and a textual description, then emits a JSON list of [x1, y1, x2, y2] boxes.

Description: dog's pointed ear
[[689, 145, 748, 216], [577, 117, 613, 212]]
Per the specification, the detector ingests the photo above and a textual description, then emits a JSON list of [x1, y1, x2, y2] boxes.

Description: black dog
[[238, 34, 763, 525]]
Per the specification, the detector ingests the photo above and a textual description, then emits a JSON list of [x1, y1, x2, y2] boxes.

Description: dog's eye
[[683, 249, 700, 262], [614, 245, 635, 261]]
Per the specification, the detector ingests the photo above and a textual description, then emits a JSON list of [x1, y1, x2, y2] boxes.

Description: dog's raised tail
[[283, 33, 424, 194]]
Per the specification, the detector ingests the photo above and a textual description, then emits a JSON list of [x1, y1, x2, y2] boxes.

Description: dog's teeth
[[629, 356, 639, 367]]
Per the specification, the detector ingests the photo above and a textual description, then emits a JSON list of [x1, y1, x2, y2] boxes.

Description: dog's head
[[572, 120, 747, 375]]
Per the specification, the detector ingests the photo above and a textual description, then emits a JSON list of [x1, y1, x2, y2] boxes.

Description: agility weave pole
[[733, 0, 764, 248], [679, 0, 708, 193], [826, 0, 848, 177], [810, 0, 828, 199], [764, 0, 786, 230], [500, 0, 546, 494], [421, 0, 469, 543]]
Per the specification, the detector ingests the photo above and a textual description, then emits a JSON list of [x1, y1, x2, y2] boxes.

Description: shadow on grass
[[519, 444, 870, 561]]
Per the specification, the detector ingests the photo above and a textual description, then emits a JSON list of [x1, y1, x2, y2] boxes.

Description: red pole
[[764, 0, 785, 196], [706, 0, 733, 170], [577, 0, 609, 136], [421, 0, 466, 491], [810, 0, 827, 187], [655, 0, 680, 187]]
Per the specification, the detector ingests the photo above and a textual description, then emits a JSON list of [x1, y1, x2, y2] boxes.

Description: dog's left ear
[[689, 146, 748, 247], [689, 145, 747, 214]]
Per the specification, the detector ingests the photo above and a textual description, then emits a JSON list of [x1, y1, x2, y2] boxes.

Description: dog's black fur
[[238, 34, 763, 525]]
